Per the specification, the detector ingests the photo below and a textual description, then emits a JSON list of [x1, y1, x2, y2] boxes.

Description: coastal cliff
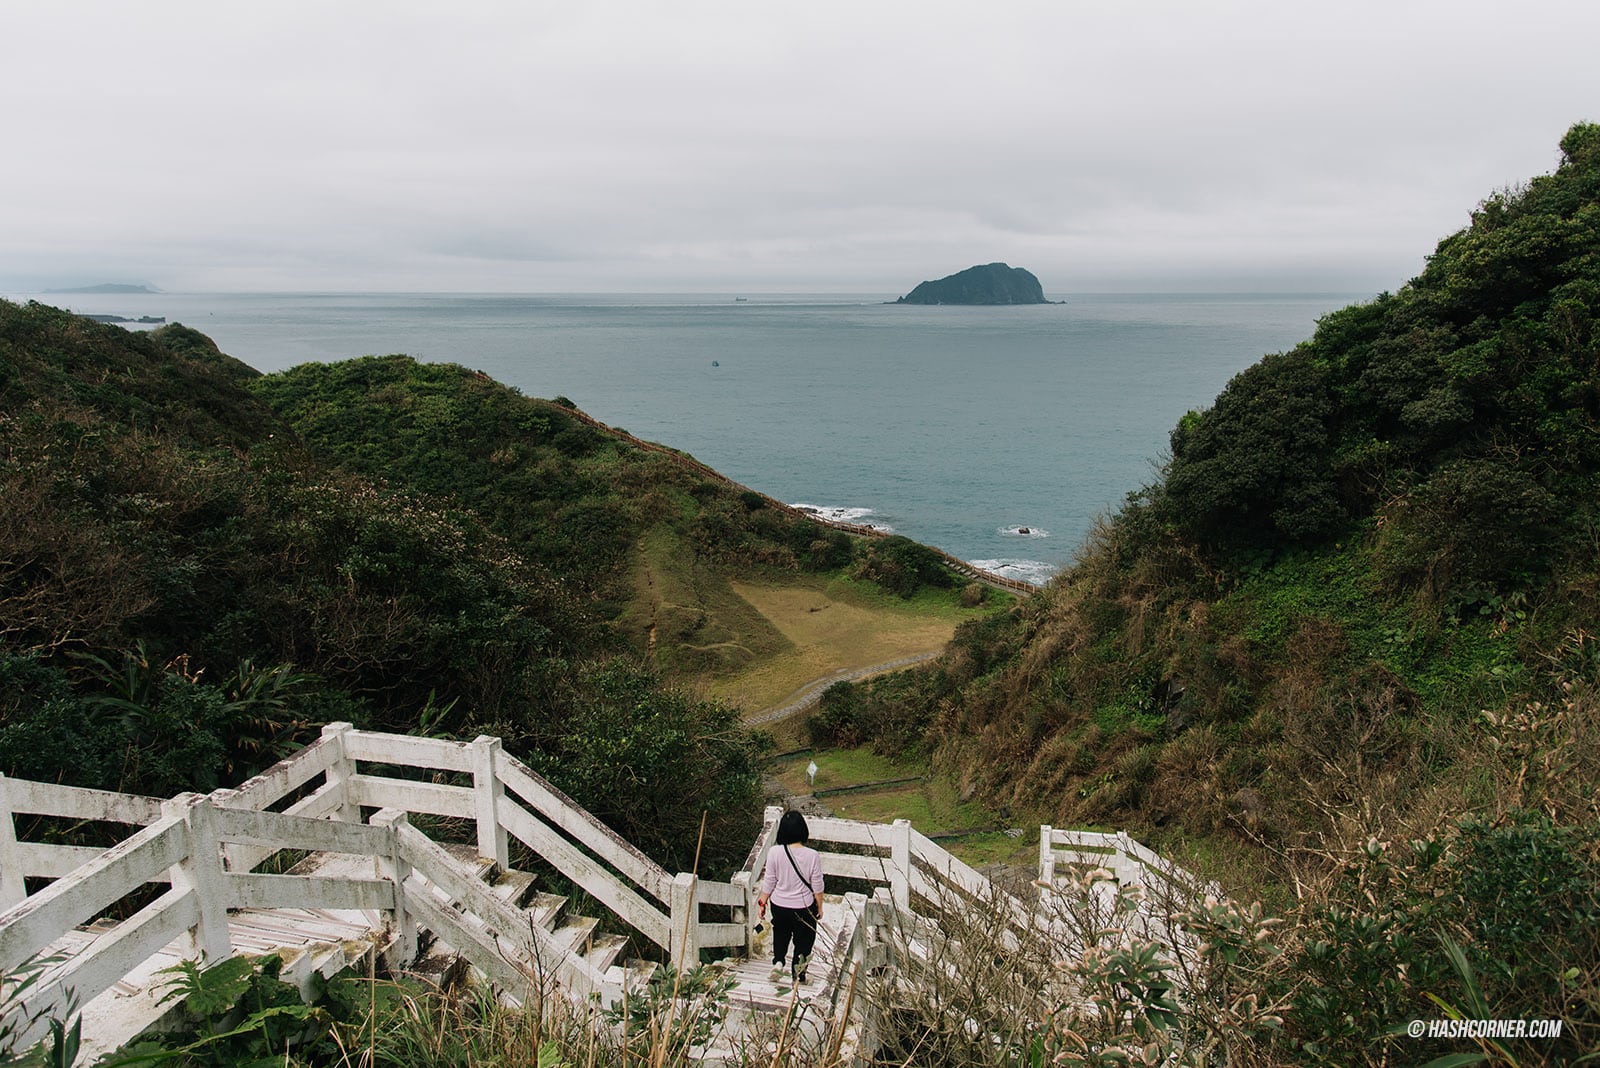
[[895, 262, 1052, 305]]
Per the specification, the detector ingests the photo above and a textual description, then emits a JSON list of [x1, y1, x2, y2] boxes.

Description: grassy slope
[[615, 526, 980, 706], [704, 576, 996, 710], [0, 302, 763, 872], [614, 526, 793, 679], [767, 746, 1029, 866], [256, 355, 1010, 711]]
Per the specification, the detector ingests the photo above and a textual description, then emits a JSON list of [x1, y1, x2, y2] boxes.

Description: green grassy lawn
[[703, 575, 1001, 713], [768, 747, 1036, 868]]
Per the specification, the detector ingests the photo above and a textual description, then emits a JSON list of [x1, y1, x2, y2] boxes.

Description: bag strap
[[782, 844, 817, 905]]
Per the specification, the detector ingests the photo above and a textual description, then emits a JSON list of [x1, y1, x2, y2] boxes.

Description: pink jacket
[[762, 843, 823, 909]]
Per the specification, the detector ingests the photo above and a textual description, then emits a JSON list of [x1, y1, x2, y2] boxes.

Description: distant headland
[[44, 283, 161, 294], [894, 263, 1057, 305]]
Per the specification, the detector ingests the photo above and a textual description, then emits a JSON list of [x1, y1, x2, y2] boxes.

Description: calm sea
[[14, 290, 1366, 583]]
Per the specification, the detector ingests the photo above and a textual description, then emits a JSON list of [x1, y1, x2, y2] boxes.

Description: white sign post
[[806, 760, 818, 788]]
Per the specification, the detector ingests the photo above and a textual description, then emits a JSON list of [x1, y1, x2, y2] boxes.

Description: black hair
[[775, 810, 810, 846]]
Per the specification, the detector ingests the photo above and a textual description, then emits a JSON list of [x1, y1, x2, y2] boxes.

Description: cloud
[[2, 0, 1595, 291]]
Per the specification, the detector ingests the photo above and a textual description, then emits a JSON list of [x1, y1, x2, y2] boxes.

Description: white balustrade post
[[370, 808, 417, 965], [320, 722, 359, 822], [890, 819, 912, 910], [0, 775, 24, 910], [867, 885, 896, 971], [209, 788, 247, 872], [1037, 825, 1056, 914], [470, 735, 509, 870], [670, 872, 701, 968], [729, 871, 752, 951], [1115, 830, 1141, 887], [753, 805, 781, 880], [162, 793, 231, 963]]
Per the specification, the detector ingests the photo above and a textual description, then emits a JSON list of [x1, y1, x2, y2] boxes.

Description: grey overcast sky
[[2, 1, 1595, 293]]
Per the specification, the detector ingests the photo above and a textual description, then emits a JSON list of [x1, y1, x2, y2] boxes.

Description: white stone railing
[[327, 725, 685, 955], [0, 777, 166, 910], [0, 789, 403, 1050], [733, 807, 1034, 949], [2, 728, 1214, 1056], [1038, 826, 1218, 903], [1037, 825, 1218, 957], [0, 724, 766, 1049]]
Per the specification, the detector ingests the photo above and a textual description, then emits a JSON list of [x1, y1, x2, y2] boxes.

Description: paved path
[[744, 651, 941, 727]]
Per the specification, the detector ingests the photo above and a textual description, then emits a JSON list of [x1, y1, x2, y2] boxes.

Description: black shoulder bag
[[783, 844, 822, 920]]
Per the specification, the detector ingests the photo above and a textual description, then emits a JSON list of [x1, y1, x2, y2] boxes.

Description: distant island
[[894, 263, 1056, 305], [44, 283, 161, 294], [83, 314, 166, 324]]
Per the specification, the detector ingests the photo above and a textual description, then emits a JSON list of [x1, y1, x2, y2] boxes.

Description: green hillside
[[823, 124, 1600, 1061], [251, 355, 871, 677], [0, 300, 984, 874], [0, 302, 757, 872]]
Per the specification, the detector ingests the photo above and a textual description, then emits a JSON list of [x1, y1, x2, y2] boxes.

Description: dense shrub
[[1158, 122, 1600, 595], [1284, 812, 1600, 1063], [1374, 457, 1559, 597], [520, 660, 765, 875], [0, 650, 326, 797], [806, 680, 863, 748], [1164, 348, 1342, 553], [852, 535, 956, 598]]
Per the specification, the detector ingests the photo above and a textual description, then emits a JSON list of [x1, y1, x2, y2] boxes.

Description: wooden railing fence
[[2, 731, 1207, 1057], [0, 725, 766, 1048]]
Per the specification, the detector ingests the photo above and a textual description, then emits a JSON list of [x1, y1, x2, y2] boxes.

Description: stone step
[[486, 868, 538, 908], [605, 957, 659, 990], [441, 841, 490, 873], [723, 961, 827, 1010], [584, 932, 630, 973], [526, 891, 567, 930], [69, 906, 392, 1065], [545, 915, 599, 956], [693, 983, 836, 1066]]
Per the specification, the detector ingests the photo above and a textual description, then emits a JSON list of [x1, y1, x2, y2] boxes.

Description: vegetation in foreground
[[28, 716, 1590, 1068], [817, 123, 1600, 1060]]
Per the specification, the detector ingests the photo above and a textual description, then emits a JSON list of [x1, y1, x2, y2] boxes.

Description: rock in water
[[895, 263, 1052, 305]]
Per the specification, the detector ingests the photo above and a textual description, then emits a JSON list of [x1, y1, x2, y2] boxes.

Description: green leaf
[[156, 956, 256, 1017], [537, 1042, 574, 1068], [1436, 933, 1491, 1019]]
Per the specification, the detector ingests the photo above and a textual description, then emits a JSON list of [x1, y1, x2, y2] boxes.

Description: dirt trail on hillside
[[701, 579, 961, 713], [742, 651, 941, 727]]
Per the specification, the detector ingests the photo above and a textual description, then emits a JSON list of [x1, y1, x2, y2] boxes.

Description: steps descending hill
[[1, 728, 1203, 1064]]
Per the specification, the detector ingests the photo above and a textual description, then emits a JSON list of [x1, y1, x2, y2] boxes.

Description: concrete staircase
[[2, 729, 1201, 1064], [397, 845, 647, 998]]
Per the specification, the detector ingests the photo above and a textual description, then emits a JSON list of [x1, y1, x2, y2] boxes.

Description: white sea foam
[[997, 525, 1050, 538], [969, 558, 1060, 587], [791, 503, 894, 532]]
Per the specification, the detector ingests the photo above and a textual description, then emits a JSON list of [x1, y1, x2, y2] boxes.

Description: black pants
[[770, 902, 818, 964]]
